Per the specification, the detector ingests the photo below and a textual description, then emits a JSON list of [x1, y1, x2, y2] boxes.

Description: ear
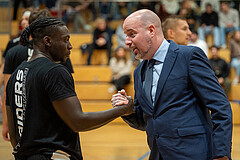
[[43, 36, 52, 47], [148, 24, 155, 38], [167, 29, 174, 39]]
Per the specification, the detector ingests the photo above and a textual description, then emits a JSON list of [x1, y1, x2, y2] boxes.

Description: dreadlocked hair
[[20, 17, 65, 48]]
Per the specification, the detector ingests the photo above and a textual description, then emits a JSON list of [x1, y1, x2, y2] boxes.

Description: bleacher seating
[[231, 102, 240, 124]]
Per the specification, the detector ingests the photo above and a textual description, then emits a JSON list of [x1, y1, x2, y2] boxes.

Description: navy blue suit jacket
[[122, 41, 232, 160]]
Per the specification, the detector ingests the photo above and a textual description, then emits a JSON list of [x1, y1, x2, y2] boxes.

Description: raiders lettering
[[15, 69, 24, 137]]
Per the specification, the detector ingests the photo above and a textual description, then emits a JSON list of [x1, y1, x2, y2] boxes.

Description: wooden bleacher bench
[[72, 65, 134, 82], [230, 102, 240, 125], [75, 83, 134, 100], [73, 66, 112, 82], [228, 85, 240, 101], [0, 33, 10, 51]]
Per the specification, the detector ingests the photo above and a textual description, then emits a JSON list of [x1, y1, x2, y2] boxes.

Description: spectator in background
[[62, 0, 92, 32], [115, 18, 126, 48], [137, 1, 155, 11], [189, 31, 208, 56], [112, 2, 134, 20], [229, 30, 240, 84], [87, 18, 113, 65], [160, 0, 180, 15], [198, 3, 220, 48], [3, 10, 31, 58], [219, 1, 239, 49], [108, 47, 132, 93], [177, 0, 198, 31], [200, 0, 220, 13], [156, 2, 169, 22], [162, 15, 192, 45], [13, 0, 31, 20], [209, 45, 231, 96], [99, 1, 112, 20]]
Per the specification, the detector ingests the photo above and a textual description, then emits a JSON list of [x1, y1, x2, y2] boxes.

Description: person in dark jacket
[[209, 45, 232, 96], [198, 3, 220, 47], [87, 17, 113, 65]]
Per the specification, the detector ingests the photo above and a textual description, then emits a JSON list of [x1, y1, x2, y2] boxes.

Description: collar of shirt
[[152, 39, 170, 64]]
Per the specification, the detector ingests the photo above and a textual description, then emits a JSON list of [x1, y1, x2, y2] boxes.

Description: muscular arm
[[6, 105, 17, 147], [2, 74, 11, 141], [52, 96, 134, 132]]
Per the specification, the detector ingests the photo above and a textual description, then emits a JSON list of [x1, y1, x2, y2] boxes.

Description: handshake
[[111, 89, 135, 116]]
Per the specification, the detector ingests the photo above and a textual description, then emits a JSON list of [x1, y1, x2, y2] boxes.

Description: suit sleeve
[[121, 69, 146, 131], [122, 97, 146, 131], [188, 47, 232, 158]]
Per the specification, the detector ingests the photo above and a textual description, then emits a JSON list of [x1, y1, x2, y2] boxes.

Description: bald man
[[162, 15, 192, 45], [112, 9, 232, 160]]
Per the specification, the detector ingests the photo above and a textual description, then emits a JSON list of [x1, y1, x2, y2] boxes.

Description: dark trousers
[[112, 75, 130, 91], [13, 0, 31, 20], [87, 43, 112, 65]]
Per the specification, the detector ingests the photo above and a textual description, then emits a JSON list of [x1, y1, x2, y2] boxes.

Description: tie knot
[[148, 59, 156, 68]]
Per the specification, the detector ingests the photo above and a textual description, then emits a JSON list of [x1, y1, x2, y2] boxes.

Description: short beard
[[135, 37, 152, 59]]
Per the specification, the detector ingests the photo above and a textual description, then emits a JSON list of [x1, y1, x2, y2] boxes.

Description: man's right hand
[[111, 89, 129, 107], [111, 89, 135, 116]]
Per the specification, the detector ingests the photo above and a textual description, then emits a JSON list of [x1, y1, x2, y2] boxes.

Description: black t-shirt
[[3, 44, 74, 74], [2, 36, 20, 58], [6, 57, 82, 160]]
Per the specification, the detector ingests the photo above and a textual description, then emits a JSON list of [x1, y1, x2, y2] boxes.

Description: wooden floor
[[0, 124, 239, 160]]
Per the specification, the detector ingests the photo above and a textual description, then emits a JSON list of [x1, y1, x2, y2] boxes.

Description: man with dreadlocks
[[5, 17, 134, 160]]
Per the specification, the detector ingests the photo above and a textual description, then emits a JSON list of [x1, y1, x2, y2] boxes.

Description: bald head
[[123, 9, 164, 60], [125, 9, 162, 34]]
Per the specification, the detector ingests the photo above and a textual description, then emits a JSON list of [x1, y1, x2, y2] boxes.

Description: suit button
[[155, 135, 159, 139]]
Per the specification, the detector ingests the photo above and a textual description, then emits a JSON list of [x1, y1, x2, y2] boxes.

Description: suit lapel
[[154, 41, 179, 105]]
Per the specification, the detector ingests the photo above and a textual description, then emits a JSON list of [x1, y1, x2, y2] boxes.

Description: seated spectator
[[209, 45, 231, 96], [156, 2, 169, 22], [161, 0, 180, 15], [229, 30, 240, 84], [108, 47, 133, 93], [13, 0, 31, 20], [99, 1, 112, 20], [162, 15, 192, 45], [198, 3, 220, 47], [87, 18, 113, 65], [189, 31, 208, 56], [62, 0, 92, 32], [200, 0, 220, 13], [112, 2, 133, 20], [137, 2, 155, 11], [219, 1, 239, 48], [115, 18, 126, 48], [177, 0, 198, 31]]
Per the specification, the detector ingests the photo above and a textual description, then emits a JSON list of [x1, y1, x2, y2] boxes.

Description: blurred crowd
[[7, 0, 240, 93]]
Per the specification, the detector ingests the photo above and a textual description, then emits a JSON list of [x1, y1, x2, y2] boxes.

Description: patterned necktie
[[144, 59, 156, 103]]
